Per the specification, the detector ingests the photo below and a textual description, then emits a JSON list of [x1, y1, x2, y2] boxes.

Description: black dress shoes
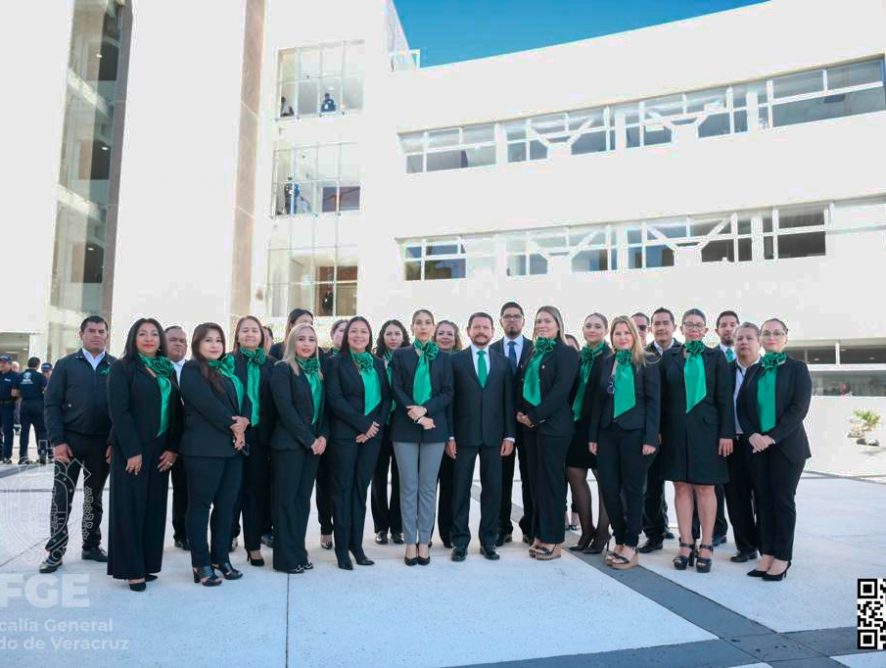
[[128, 581, 146, 592], [145, 574, 158, 582], [82, 547, 108, 562], [337, 557, 354, 571], [391, 532, 404, 545], [664, 531, 675, 540], [174, 538, 190, 551], [495, 533, 512, 547], [730, 550, 758, 563], [211, 562, 243, 580], [638, 538, 663, 554], [375, 531, 389, 545], [260, 533, 274, 548], [451, 548, 467, 562], [39, 556, 62, 574], [352, 552, 374, 566], [712, 535, 728, 547], [480, 546, 500, 561]]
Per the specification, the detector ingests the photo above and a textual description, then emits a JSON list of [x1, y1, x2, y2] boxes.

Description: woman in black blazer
[[737, 318, 811, 581], [326, 317, 391, 570], [659, 309, 734, 574], [390, 309, 454, 566], [566, 312, 611, 554], [370, 320, 410, 545], [516, 306, 580, 561], [107, 318, 181, 591], [589, 316, 660, 570], [179, 323, 250, 586], [230, 315, 276, 567], [269, 323, 329, 574]]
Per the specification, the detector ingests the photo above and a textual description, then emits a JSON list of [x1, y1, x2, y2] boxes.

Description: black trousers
[[0, 403, 14, 460], [19, 400, 47, 459], [724, 436, 758, 554], [170, 457, 188, 542], [107, 436, 169, 579], [500, 436, 533, 537], [370, 435, 401, 534], [524, 429, 570, 544], [315, 451, 334, 534], [436, 453, 454, 544], [596, 424, 651, 548], [232, 436, 272, 551], [748, 446, 804, 561], [642, 451, 669, 540], [45, 432, 110, 560], [691, 485, 729, 541], [183, 455, 242, 568], [330, 437, 380, 559], [451, 444, 502, 549], [272, 447, 320, 571]]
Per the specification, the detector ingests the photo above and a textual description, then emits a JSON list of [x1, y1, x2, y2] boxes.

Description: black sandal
[[696, 544, 713, 573], [673, 541, 697, 571]]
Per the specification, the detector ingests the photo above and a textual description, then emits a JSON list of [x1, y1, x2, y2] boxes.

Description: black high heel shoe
[[192, 566, 222, 587], [696, 543, 714, 573], [747, 567, 768, 577], [762, 560, 791, 581], [585, 532, 610, 555], [128, 580, 146, 592], [673, 541, 697, 570], [337, 556, 354, 571], [568, 533, 593, 552], [247, 553, 265, 567], [211, 562, 243, 580], [351, 551, 375, 566]]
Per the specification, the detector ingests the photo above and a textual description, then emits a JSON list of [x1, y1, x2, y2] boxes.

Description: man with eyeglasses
[[490, 301, 534, 546], [632, 313, 651, 346]]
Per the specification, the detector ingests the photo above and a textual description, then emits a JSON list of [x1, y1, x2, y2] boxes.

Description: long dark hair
[[122, 318, 168, 363], [191, 322, 227, 392], [374, 319, 410, 357], [340, 316, 374, 357], [233, 315, 266, 353]]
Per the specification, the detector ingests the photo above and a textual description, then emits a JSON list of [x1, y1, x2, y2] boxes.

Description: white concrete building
[[3, 0, 886, 399]]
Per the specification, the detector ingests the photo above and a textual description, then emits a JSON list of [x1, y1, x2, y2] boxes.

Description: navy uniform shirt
[[14, 369, 47, 401], [0, 371, 18, 401]]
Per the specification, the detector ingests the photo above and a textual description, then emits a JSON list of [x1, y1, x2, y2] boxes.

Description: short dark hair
[[500, 301, 523, 317], [80, 315, 108, 333], [374, 319, 410, 357], [467, 311, 495, 329], [631, 312, 650, 324], [651, 308, 675, 325], [682, 308, 707, 324], [123, 318, 168, 362], [716, 310, 740, 327], [27, 357, 40, 369]]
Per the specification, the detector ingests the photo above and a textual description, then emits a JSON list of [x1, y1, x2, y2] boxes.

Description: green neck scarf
[[412, 339, 438, 405], [208, 354, 245, 413], [383, 350, 395, 417], [572, 341, 606, 421], [240, 347, 267, 427], [757, 351, 786, 432], [613, 349, 637, 419], [139, 354, 174, 436], [297, 356, 322, 425], [330, 347, 340, 357], [522, 337, 556, 406], [683, 340, 707, 413], [352, 351, 381, 415]]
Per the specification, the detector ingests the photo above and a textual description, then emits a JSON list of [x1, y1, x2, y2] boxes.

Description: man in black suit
[[165, 325, 190, 550], [448, 313, 516, 561], [489, 301, 533, 545], [639, 307, 681, 553]]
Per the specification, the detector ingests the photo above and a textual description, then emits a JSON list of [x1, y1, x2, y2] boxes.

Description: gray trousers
[[392, 441, 445, 545]]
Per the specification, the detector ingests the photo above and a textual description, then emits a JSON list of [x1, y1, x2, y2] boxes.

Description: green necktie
[[725, 347, 736, 363], [522, 337, 556, 406], [613, 349, 637, 418], [296, 357, 322, 425], [572, 342, 606, 421], [757, 351, 785, 432], [352, 352, 381, 415], [384, 351, 395, 418], [139, 354, 174, 436], [477, 349, 488, 388], [683, 340, 707, 413], [240, 347, 267, 427], [412, 340, 438, 405], [208, 354, 245, 413]]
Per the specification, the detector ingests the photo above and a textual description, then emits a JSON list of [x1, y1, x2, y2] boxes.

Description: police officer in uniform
[[13, 357, 48, 464], [0, 355, 18, 464]]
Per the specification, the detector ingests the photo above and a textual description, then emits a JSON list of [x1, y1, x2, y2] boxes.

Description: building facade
[[3, 0, 886, 397]]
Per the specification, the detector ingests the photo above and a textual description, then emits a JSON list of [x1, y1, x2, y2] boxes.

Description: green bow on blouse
[[572, 342, 606, 421], [139, 354, 174, 436], [240, 347, 267, 427], [683, 340, 707, 413], [352, 351, 381, 415], [522, 337, 556, 407], [296, 356, 322, 424], [412, 340, 439, 405], [613, 349, 637, 418], [757, 351, 786, 432], [208, 354, 245, 413]]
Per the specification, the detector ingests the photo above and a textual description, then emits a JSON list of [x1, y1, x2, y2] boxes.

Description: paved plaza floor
[[0, 461, 883, 667]]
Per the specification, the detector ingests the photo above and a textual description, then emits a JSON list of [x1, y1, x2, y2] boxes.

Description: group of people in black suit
[[35, 302, 811, 590]]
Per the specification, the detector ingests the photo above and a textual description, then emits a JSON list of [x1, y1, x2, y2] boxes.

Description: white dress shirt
[[81, 349, 106, 370], [172, 358, 186, 384], [733, 360, 758, 435], [652, 339, 677, 356]]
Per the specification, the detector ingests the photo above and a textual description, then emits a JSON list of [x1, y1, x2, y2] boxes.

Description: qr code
[[858, 578, 886, 650]]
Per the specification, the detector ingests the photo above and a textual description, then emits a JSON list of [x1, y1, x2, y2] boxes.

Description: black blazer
[[588, 353, 660, 447], [389, 345, 454, 443], [233, 350, 277, 449], [448, 347, 516, 447], [737, 356, 812, 464], [269, 361, 330, 451], [326, 353, 392, 441], [490, 336, 534, 380], [517, 339, 580, 437], [179, 360, 243, 458], [269, 341, 284, 361], [645, 339, 682, 360], [570, 343, 611, 441], [107, 358, 182, 459]]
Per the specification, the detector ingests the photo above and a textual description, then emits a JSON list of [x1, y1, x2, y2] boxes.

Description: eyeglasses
[[501, 314, 523, 321], [682, 322, 706, 330], [761, 330, 786, 338]]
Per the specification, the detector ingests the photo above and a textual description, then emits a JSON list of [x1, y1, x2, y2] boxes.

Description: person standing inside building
[[0, 355, 17, 464], [270, 323, 328, 574], [179, 323, 249, 587], [659, 309, 733, 574], [738, 318, 811, 581], [269, 308, 314, 360], [566, 313, 611, 554], [107, 318, 181, 592], [516, 306, 579, 561], [490, 301, 534, 546], [280, 96, 294, 117], [589, 316, 660, 570], [320, 92, 337, 114], [39, 316, 115, 573], [326, 316, 391, 570], [13, 357, 48, 465], [638, 307, 681, 554], [371, 319, 410, 545], [165, 325, 190, 550], [390, 309, 453, 566], [433, 319, 462, 548], [447, 312, 515, 562]]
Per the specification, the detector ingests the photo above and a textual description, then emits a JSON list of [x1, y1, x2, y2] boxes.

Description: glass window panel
[[295, 147, 317, 180], [827, 60, 883, 89], [734, 110, 748, 133], [650, 222, 688, 239], [465, 237, 494, 254], [626, 228, 642, 245], [737, 218, 752, 235], [568, 109, 603, 130], [646, 95, 684, 117], [406, 155, 423, 173], [404, 245, 422, 259], [507, 255, 526, 277], [344, 42, 365, 74], [339, 144, 359, 182], [698, 112, 731, 137], [772, 69, 824, 98], [628, 248, 643, 269], [531, 114, 566, 135], [317, 145, 339, 181], [319, 80, 341, 113], [812, 371, 886, 397], [691, 220, 724, 236], [279, 51, 297, 82], [507, 143, 527, 162], [342, 76, 363, 110], [400, 133, 424, 153], [796, 347, 837, 364], [321, 44, 343, 76], [763, 235, 775, 260], [296, 181, 318, 214], [339, 186, 360, 211], [528, 254, 547, 275], [569, 230, 604, 247], [335, 283, 357, 316], [297, 80, 318, 115], [503, 120, 526, 140], [645, 245, 674, 268], [686, 89, 727, 113], [425, 259, 465, 280], [841, 346, 886, 364], [779, 208, 824, 229], [405, 261, 422, 281], [626, 127, 640, 148], [426, 241, 462, 256], [279, 82, 297, 117], [738, 237, 752, 262], [534, 234, 567, 249], [529, 141, 547, 160], [763, 215, 773, 233], [777, 232, 825, 259], [462, 145, 495, 168], [427, 128, 460, 148], [336, 265, 358, 281], [701, 239, 734, 263], [643, 126, 671, 146], [505, 236, 526, 253], [462, 124, 494, 144], [298, 48, 320, 79], [572, 249, 609, 272], [315, 282, 335, 316], [614, 104, 639, 125], [467, 256, 495, 276], [772, 88, 886, 126], [571, 131, 607, 155], [426, 150, 465, 172]]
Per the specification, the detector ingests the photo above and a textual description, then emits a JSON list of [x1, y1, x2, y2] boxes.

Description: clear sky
[[394, 0, 769, 67]]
